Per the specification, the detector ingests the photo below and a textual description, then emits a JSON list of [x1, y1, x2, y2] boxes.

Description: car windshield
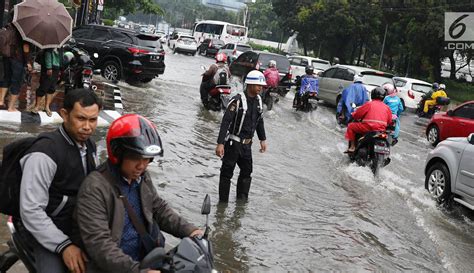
[[361, 73, 393, 86], [259, 54, 290, 72], [411, 83, 432, 93], [311, 60, 330, 70], [136, 36, 161, 50], [236, 45, 251, 52]]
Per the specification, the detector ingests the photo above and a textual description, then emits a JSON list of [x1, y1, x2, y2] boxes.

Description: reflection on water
[[211, 202, 249, 272]]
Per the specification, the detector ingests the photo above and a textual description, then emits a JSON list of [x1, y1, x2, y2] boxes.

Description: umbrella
[[12, 0, 73, 49]]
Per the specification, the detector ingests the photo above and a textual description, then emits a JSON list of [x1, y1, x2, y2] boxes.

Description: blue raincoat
[[383, 95, 404, 139], [298, 76, 319, 96], [336, 83, 369, 123]]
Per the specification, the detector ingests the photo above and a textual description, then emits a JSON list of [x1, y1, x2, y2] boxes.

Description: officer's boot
[[219, 176, 232, 203], [236, 177, 252, 200]]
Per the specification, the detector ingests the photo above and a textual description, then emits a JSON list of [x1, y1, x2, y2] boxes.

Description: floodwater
[[1, 48, 473, 272]]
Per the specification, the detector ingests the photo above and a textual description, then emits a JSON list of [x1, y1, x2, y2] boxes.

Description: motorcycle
[[348, 129, 392, 176], [140, 194, 216, 273], [200, 65, 232, 111], [293, 76, 319, 112], [0, 194, 216, 273], [416, 94, 450, 119], [61, 43, 96, 94]]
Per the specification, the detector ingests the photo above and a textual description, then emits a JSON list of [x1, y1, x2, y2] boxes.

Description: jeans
[[0, 58, 25, 95]]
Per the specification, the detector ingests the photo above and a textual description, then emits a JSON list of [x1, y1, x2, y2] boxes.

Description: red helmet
[[215, 52, 227, 63], [106, 114, 163, 164]]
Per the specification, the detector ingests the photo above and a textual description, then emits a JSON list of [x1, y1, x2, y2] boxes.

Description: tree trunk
[[449, 51, 456, 80]]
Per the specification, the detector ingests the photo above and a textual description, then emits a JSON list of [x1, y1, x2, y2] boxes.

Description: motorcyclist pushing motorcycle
[[336, 75, 369, 125], [200, 53, 231, 108], [423, 83, 447, 114], [345, 87, 393, 153], [382, 83, 403, 145]]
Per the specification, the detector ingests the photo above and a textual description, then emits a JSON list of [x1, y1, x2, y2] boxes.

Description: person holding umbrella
[[0, 10, 32, 112]]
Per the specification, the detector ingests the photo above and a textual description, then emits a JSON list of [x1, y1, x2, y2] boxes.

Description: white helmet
[[354, 75, 363, 83], [439, 83, 446, 90], [244, 70, 267, 86]]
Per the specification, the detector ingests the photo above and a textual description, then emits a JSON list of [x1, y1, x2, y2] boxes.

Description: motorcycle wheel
[[371, 154, 384, 176], [266, 96, 273, 111]]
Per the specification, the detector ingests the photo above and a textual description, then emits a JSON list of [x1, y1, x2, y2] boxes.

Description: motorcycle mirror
[[201, 194, 211, 215], [93, 69, 101, 75], [139, 248, 166, 269], [93, 53, 99, 58]]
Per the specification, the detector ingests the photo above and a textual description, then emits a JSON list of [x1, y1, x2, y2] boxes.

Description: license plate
[[374, 144, 390, 154]]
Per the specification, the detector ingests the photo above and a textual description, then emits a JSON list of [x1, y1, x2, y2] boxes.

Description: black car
[[230, 50, 292, 94], [198, 38, 225, 57], [72, 24, 165, 83]]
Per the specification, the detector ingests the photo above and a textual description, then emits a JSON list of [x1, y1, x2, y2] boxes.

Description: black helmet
[[305, 66, 314, 74], [371, 87, 386, 100]]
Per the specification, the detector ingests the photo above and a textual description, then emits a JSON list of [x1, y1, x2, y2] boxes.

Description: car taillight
[[159, 51, 165, 56], [128, 47, 150, 55], [82, 69, 92, 75], [379, 133, 387, 139], [408, 90, 415, 99], [288, 66, 292, 80]]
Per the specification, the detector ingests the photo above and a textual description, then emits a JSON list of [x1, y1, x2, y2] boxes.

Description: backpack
[[0, 136, 47, 217], [213, 66, 229, 85], [0, 24, 18, 58]]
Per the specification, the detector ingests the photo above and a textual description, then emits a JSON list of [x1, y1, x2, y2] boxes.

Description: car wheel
[[102, 60, 121, 81], [427, 124, 440, 146], [426, 162, 451, 201]]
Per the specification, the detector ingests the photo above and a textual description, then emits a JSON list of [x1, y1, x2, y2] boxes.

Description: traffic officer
[[215, 70, 267, 203]]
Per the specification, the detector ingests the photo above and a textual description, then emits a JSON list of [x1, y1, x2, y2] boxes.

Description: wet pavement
[[1, 47, 473, 272]]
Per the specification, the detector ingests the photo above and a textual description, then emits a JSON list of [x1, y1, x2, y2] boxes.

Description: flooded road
[[1, 48, 473, 272]]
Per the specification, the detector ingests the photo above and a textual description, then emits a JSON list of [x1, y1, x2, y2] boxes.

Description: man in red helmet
[[19, 89, 101, 273], [75, 114, 203, 273], [200, 52, 231, 108]]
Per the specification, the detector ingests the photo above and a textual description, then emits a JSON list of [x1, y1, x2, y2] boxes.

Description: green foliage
[[102, 18, 114, 26], [104, 0, 163, 18], [444, 80, 474, 103], [248, 42, 285, 54], [271, 0, 474, 92]]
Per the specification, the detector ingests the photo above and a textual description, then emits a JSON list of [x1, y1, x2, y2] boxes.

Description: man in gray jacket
[[20, 89, 102, 273], [75, 114, 202, 273]]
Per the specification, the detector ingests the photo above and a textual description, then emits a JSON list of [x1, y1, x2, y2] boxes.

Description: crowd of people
[[0, 17, 65, 116]]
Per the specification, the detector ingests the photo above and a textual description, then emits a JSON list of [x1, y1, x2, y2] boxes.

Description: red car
[[426, 101, 474, 146]]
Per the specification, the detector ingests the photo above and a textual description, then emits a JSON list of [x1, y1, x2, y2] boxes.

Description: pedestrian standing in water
[[215, 70, 267, 203]]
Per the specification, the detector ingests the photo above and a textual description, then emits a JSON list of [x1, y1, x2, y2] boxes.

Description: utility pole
[[378, 23, 388, 70]]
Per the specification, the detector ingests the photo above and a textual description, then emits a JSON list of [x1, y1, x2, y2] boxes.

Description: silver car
[[317, 65, 395, 106], [424, 133, 474, 210]]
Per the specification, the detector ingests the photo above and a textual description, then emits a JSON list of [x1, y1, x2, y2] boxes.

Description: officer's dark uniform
[[217, 92, 266, 202]]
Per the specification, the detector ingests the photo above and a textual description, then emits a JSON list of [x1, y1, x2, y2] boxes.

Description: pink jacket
[[263, 68, 280, 88]]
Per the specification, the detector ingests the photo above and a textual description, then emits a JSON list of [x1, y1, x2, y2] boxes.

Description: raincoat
[[345, 100, 393, 141], [298, 76, 318, 96], [336, 83, 369, 123], [383, 95, 404, 139], [263, 67, 279, 88]]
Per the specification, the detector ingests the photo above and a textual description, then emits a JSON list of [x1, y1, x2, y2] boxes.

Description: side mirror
[[468, 133, 474, 145], [447, 110, 453, 116], [69, 38, 76, 44], [201, 194, 211, 215], [140, 248, 166, 269]]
